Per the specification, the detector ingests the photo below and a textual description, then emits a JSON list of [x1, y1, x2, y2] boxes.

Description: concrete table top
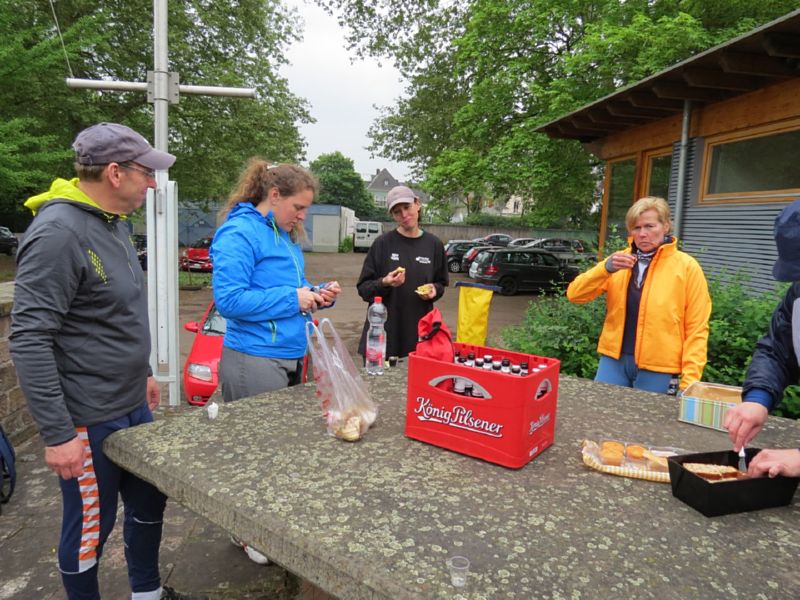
[[104, 366, 800, 599]]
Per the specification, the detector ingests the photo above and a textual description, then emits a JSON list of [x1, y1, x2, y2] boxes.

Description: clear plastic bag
[[305, 318, 378, 441]]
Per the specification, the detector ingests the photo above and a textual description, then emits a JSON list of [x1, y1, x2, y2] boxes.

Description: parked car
[[354, 221, 382, 252], [469, 247, 580, 296], [131, 234, 147, 270], [183, 301, 226, 405], [472, 233, 512, 247], [444, 239, 471, 253], [461, 244, 498, 273], [180, 236, 213, 272], [445, 241, 490, 273], [0, 226, 18, 255], [523, 238, 585, 265], [508, 237, 539, 247]]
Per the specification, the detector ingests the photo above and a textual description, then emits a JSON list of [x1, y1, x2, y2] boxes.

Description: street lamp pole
[[65, 0, 255, 407]]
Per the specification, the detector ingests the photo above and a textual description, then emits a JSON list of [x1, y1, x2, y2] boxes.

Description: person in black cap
[[724, 199, 800, 478], [10, 124, 201, 599], [356, 185, 449, 360]]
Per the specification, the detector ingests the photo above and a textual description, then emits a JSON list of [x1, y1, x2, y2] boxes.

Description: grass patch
[[179, 271, 212, 288]]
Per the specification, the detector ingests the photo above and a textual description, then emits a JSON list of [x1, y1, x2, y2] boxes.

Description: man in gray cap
[[11, 124, 200, 599], [356, 185, 448, 360], [724, 199, 800, 478]]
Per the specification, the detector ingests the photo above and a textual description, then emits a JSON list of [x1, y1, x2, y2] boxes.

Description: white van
[[354, 221, 382, 252]]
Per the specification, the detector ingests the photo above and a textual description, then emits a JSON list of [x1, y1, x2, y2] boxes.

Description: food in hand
[[626, 445, 646, 460], [415, 283, 433, 297], [683, 462, 746, 481], [600, 448, 624, 466], [394, 267, 405, 275]]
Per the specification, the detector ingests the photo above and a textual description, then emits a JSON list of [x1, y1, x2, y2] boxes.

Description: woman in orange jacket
[[567, 196, 711, 394]]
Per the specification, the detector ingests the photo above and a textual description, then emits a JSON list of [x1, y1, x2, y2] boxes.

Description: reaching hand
[[747, 448, 800, 478], [723, 402, 769, 452]]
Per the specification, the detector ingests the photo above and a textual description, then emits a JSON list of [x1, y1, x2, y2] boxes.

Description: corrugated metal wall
[[668, 139, 795, 294]]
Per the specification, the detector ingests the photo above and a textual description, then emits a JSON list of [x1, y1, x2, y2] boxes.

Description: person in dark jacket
[[10, 124, 200, 599], [356, 186, 448, 360], [725, 200, 800, 478]]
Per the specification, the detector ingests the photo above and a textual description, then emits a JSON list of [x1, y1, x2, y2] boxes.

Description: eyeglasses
[[119, 163, 156, 179]]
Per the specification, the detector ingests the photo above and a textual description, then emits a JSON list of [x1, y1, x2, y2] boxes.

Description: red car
[[180, 236, 213, 272], [183, 301, 225, 405]]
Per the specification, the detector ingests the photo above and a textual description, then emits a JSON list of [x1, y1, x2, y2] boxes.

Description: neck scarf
[[633, 248, 656, 288]]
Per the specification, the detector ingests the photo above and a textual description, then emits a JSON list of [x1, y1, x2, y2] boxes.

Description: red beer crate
[[405, 342, 559, 469]]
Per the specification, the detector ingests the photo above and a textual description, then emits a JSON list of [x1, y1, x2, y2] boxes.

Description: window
[[603, 157, 636, 246], [368, 223, 380, 233], [701, 121, 800, 204], [643, 149, 672, 199], [541, 253, 559, 267]]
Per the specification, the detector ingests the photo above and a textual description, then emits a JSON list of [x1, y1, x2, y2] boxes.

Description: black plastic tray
[[668, 449, 799, 517]]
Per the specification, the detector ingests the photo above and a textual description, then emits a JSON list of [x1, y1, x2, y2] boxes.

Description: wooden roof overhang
[[536, 10, 800, 144]]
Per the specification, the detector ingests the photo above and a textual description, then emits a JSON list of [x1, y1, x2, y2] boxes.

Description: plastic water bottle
[[365, 296, 387, 375]]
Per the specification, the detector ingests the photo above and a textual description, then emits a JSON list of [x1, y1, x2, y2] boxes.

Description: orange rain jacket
[[566, 237, 711, 390]]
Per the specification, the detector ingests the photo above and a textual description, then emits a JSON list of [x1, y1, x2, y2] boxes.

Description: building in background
[[366, 168, 401, 208], [538, 9, 800, 293]]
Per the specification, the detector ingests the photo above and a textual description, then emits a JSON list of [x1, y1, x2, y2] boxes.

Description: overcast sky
[[280, 0, 412, 183]]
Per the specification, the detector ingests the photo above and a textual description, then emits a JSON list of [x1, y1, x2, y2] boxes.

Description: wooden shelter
[[538, 9, 800, 292]]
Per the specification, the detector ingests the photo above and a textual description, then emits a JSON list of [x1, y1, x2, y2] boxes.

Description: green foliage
[[502, 269, 800, 418], [338, 236, 353, 253], [179, 271, 212, 288], [309, 152, 375, 219], [323, 0, 799, 223], [2, 0, 310, 214], [501, 293, 604, 380]]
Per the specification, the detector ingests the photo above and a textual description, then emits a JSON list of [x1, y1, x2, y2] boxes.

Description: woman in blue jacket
[[211, 159, 340, 564], [212, 159, 340, 403]]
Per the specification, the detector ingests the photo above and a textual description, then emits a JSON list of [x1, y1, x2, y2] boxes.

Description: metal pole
[[674, 99, 691, 239], [66, 78, 255, 98], [65, 2, 254, 409]]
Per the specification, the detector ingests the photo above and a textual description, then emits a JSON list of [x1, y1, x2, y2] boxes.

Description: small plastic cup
[[447, 556, 470, 587]]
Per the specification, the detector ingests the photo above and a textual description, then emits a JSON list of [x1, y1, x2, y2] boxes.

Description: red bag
[[417, 308, 455, 390]]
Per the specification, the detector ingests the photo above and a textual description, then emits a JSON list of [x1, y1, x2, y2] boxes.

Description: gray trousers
[[219, 346, 303, 403]]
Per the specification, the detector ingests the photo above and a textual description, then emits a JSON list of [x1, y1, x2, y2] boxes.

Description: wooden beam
[[681, 67, 766, 91], [627, 91, 683, 110], [585, 109, 643, 127], [568, 116, 614, 133], [650, 81, 725, 102], [763, 32, 800, 59], [719, 50, 799, 76], [553, 123, 602, 141], [606, 102, 670, 119]]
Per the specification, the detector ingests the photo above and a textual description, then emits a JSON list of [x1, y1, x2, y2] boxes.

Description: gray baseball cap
[[73, 122, 176, 170], [386, 185, 418, 211]]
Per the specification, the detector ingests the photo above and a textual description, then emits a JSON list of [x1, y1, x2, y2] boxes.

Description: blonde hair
[[221, 158, 318, 243], [625, 196, 671, 234]]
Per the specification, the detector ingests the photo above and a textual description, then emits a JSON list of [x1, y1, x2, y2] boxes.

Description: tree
[[0, 0, 311, 225], [320, 0, 800, 223], [309, 152, 376, 219]]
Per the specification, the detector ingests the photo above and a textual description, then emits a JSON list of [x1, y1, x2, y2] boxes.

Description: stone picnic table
[[104, 365, 800, 599]]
